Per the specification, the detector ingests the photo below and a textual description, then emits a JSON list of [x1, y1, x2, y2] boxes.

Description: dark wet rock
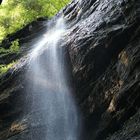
[[0, 0, 140, 140], [106, 109, 140, 140], [63, 0, 140, 139]]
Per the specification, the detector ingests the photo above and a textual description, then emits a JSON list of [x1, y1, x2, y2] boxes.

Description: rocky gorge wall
[[0, 0, 140, 140]]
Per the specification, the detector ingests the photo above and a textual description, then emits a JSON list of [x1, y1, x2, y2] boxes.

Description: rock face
[[63, 0, 140, 139], [0, 0, 140, 140]]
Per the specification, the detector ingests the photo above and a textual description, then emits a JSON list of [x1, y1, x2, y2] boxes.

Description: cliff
[[0, 0, 140, 140]]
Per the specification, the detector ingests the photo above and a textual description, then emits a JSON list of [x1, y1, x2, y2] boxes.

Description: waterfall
[[27, 17, 81, 140]]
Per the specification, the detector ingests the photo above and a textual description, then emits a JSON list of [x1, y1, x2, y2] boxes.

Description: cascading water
[[27, 17, 81, 140]]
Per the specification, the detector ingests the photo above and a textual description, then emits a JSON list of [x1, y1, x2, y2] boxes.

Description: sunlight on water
[[27, 17, 81, 140], [30, 18, 65, 60]]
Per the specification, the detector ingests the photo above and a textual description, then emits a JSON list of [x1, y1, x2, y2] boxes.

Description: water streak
[[28, 17, 80, 140]]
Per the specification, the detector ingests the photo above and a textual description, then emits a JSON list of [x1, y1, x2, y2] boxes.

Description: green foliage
[[0, 61, 17, 76], [0, 39, 20, 76], [0, 39, 20, 54], [10, 39, 20, 53], [0, 0, 70, 42]]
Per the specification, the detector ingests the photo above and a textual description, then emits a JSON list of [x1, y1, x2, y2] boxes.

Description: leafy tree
[[0, 0, 70, 42]]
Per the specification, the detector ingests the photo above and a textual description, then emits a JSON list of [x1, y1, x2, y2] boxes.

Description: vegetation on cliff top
[[0, 0, 70, 42]]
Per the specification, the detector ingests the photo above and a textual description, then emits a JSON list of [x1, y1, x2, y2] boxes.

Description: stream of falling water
[[27, 17, 81, 140]]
